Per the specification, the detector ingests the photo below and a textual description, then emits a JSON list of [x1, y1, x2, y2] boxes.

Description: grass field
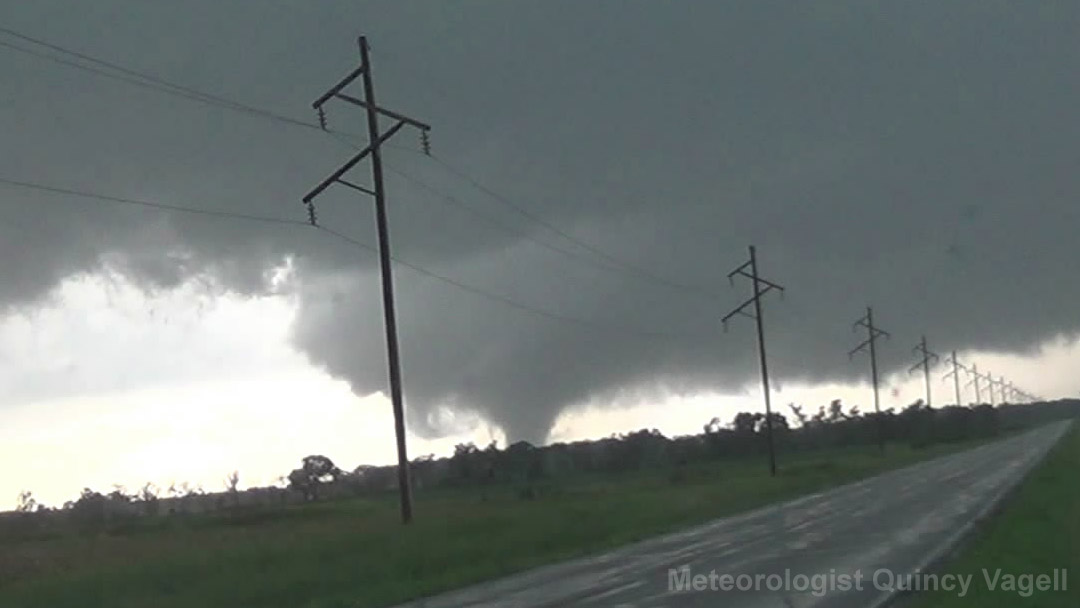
[[0, 439, 998, 608], [910, 426, 1079, 607]]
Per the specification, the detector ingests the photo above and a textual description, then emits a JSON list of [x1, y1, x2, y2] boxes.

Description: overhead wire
[[0, 176, 695, 340], [312, 224, 685, 339], [0, 176, 308, 226], [410, 151, 717, 300], [412, 150, 721, 300], [326, 132, 722, 304], [0, 29, 320, 131], [0, 25, 719, 303]]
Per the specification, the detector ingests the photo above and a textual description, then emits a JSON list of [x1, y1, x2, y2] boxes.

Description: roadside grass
[[0, 438, 997, 608], [910, 426, 1079, 607]]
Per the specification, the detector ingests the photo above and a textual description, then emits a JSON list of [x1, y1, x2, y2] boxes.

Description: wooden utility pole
[[943, 350, 964, 406], [722, 245, 785, 477], [850, 307, 890, 451], [302, 35, 431, 524], [909, 336, 939, 407], [966, 364, 983, 404]]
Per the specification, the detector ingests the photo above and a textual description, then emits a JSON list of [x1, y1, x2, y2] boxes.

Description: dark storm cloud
[[2, 1, 1079, 442]]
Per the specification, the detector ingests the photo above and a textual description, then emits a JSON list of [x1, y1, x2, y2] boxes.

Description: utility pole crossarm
[[942, 353, 966, 380], [312, 65, 366, 109], [331, 92, 432, 131], [720, 296, 758, 325], [848, 338, 874, 358], [726, 260, 752, 281], [853, 316, 890, 338], [942, 365, 963, 379], [729, 267, 785, 293], [909, 337, 939, 373], [302, 120, 407, 204]]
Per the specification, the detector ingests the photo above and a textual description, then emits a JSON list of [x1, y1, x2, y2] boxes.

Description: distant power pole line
[[849, 306, 890, 452], [722, 245, 785, 477], [999, 376, 1009, 404], [302, 35, 432, 525], [985, 372, 997, 405], [909, 335, 939, 408], [966, 363, 983, 404], [943, 350, 964, 406]]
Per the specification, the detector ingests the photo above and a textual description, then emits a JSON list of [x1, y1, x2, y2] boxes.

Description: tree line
[[7, 398, 1078, 536]]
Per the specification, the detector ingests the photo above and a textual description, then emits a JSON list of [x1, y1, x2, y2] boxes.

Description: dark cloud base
[[2, 2, 1079, 443]]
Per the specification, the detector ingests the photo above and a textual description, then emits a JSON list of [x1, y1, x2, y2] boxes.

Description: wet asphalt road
[[393, 421, 1070, 608]]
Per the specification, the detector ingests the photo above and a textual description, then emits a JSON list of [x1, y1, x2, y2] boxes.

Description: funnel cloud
[[2, 2, 1079, 444]]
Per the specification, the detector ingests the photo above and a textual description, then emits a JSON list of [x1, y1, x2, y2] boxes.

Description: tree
[[288, 468, 315, 501], [225, 471, 241, 507], [757, 412, 789, 434], [15, 490, 38, 513], [449, 442, 479, 485], [288, 455, 342, 501], [70, 488, 108, 526], [732, 412, 762, 435], [107, 485, 132, 503], [827, 399, 851, 423], [139, 482, 160, 516], [225, 471, 241, 492], [788, 404, 808, 427], [301, 455, 342, 482], [704, 417, 722, 434]]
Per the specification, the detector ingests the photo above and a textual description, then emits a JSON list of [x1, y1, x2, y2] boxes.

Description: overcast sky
[[2, 1, 1079, 507]]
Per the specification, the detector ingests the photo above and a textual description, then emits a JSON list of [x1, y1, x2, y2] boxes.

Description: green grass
[[911, 426, 1079, 607], [0, 439, 997, 608]]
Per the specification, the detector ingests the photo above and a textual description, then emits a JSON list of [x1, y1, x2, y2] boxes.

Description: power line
[[0, 175, 689, 341], [0, 39, 241, 110], [314, 225, 684, 340], [1, 25, 716, 304], [382, 161, 721, 304], [0, 176, 308, 226], [0, 26, 697, 340], [0, 30, 319, 131], [327, 130, 723, 304], [419, 152, 719, 300]]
